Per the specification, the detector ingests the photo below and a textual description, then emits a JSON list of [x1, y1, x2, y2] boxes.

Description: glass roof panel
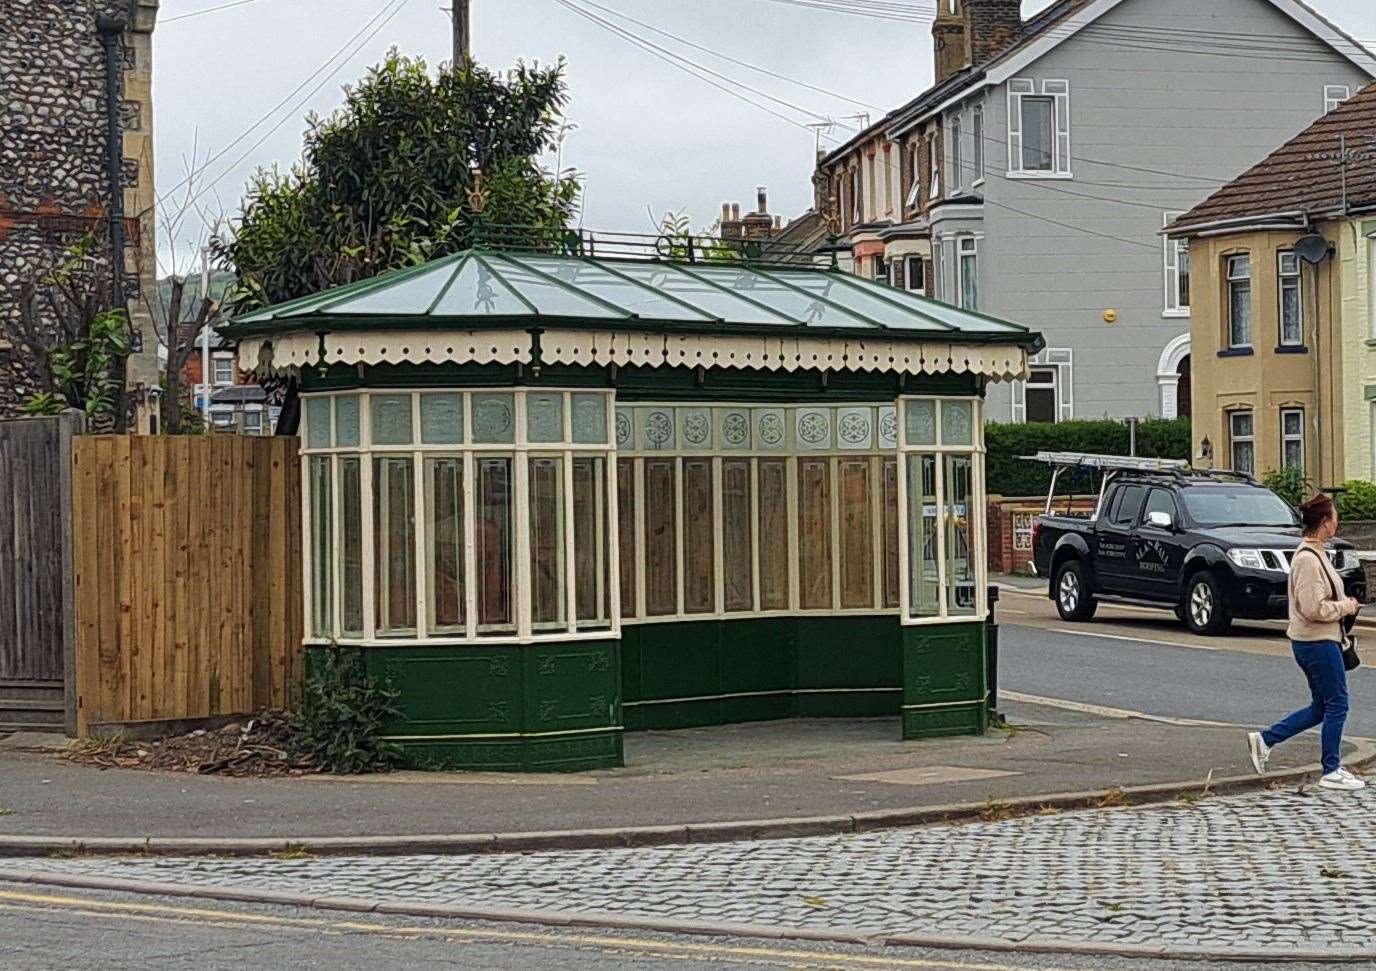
[[680, 264, 878, 329], [765, 271, 952, 333], [511, 255, 715, 322], [864, 284, 1025, 333], [430, 256, 535, 317], [485, 255, 626, 319], [612, 262, 803, 326], [328, 261, 461, 316]]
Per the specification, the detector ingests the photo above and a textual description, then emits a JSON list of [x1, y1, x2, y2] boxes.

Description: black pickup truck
[[1029, 454, 1366, 635]]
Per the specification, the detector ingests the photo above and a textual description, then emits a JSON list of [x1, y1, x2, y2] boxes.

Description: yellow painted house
[[1169, 81, 1376, 489]]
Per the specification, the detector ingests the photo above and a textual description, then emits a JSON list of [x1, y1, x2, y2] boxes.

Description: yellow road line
[[0, 888, 1070, 971]]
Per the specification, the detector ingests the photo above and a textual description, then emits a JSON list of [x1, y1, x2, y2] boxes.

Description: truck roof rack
[[1022, 451, 1254, 483]]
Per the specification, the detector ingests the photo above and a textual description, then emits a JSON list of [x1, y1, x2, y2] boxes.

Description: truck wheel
[[1184, 572, 1232, 636], [1054, 561, 1097, 622]]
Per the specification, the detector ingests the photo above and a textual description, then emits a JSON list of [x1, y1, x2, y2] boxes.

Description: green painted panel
[[796, 690, 899, 718], [524, 640, 621, 734], [901, 622, 986, 703], [363, 646, 525, 736], [719, 693, 795, 725], [635, 623, 723, 700], [526, 730, 624, 772], [620, 628, 644, 705], [397, 730, 622, 773], [628, 699, 725, 731], [718, 618, 795, 694], [903, 702, 987, 739], [795, 616, 900, 689]]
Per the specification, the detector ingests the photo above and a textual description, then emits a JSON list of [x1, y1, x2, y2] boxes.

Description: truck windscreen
[[1179, 486, 1299, 528]]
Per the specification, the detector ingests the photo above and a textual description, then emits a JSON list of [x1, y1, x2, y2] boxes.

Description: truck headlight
[[1226, 548, 1267, 570]]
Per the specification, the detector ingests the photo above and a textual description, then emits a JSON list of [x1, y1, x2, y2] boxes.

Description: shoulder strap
[[1293, 547, 1339, 601]]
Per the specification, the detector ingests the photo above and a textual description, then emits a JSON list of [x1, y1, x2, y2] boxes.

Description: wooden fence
[[72, 435, 303, 735], [0, 414, 79, 733]]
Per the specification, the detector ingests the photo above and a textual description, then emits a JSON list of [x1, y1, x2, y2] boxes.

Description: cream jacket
[[1287, 539, 1353, 643]]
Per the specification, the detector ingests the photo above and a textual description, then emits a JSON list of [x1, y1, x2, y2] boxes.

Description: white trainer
[[1247, 732, 1270, 775], [1319, 768, 1366, 791]]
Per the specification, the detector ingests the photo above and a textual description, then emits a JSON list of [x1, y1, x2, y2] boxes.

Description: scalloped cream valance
[[238, 329, 1029, 382]]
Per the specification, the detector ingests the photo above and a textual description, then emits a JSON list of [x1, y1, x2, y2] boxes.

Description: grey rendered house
[[822, 0, 1375, 423]]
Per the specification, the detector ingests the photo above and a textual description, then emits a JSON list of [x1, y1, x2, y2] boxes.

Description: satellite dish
[[1295, 234, 1332, 264]]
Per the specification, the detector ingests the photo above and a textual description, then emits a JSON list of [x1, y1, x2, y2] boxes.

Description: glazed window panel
[[309, 457, 333, 637], [838, 460, 874, 609], [373, 457, 417, 635], [528, 456, 567, 630], [573, 456, 611, 630], [617, 463, 636, 619], [425, 458, 465, 633], [882, 458, 900, 609], [645, 459, 678, 616], [339, 457, 364, 637], [722, 460, 753, 612], [907, 454, 940, 618], [683, 459, 715, 615], [475, 457, 515, 635], [798, 458, 834, 610], [757, 459, 790, 611], [945, 455, 977, 616]]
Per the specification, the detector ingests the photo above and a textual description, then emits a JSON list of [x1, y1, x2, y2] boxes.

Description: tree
[[213, 50, 582, 314], [158, 277, 215, 435]]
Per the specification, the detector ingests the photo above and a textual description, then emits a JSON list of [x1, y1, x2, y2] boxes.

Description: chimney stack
[[931, 0, 967, 84], [964, 0, 1023, 65]]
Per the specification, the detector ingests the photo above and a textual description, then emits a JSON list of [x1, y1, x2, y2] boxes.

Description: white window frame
[[956, 235, 978, 310], [1280, 407, 1305, 472], [1325, 84, 1351, 114], [1226, 253, 1253, 350], [852, 166, 864, 224], [211, 353, 235, 387], [972, 105, 985, 187], [930, 138, 941, 200], [243, 409, 264, 435], [1163, 212, 1190, 318], [1229, 409, 1255, 475], [1278, 250, 1304, 348], [1012, 348, 1074, 423], [299, 388, 619, 647], [905, 141, 922, 209], [949, 114, 963, 197], [897, 397, 988, 628], [1007, 78, 1072, 179]]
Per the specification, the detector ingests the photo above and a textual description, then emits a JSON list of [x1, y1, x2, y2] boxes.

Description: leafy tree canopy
[[214, 51, 581, 314]]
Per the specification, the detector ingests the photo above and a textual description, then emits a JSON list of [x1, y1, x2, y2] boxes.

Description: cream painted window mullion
[[713, 457, 725, 616], [787, 457, 800, 612], [563, 447, 577, 634], [360, 391, 377, 640], [514, 392, 532, 640]]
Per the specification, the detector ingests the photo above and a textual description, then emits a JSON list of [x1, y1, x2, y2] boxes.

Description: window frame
[[1281, 407, 1305, 472], [949, 114, 964, 197], [1162, 212, 1190, 318], [210, 353, 235, 387], [1228, 409, 1256, 475], [904, 255, 926, 293], [1226, 253, 1253, 350], [300, 388, 618, 646], [1325, 84, 1352, 114], [1013, 348, 1073, 423], [1007, 79, 1072, 179], [1277, 250, 1304, 348], [956, 235, 978, 311], [971, 105, 985, 187]]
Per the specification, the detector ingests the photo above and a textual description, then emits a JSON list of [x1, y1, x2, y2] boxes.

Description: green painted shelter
[[224, 236, 1044, 772]]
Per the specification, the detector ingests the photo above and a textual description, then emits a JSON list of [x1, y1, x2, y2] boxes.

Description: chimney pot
[[757, 186, 768, 214], [731, 203, 741, 221], [722, 203, 731, 222]]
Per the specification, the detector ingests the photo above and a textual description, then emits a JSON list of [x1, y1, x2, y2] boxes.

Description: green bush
[[293, 650, 402, 774], [1262, 466, 1306, 508], [985, 417, 1191, 497], [1337, 480, 1376, 521]]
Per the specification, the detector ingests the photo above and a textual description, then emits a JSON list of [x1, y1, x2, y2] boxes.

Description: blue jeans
[[1262, 639, 1349, 774]]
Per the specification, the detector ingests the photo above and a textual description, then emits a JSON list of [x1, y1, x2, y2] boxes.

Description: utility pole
[[452, 0, 470, 65]]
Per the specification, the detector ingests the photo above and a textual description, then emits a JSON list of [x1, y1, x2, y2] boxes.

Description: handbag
[[1296, 547, 1361, 671]]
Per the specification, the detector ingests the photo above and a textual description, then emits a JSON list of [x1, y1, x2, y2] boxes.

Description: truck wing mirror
[[1146, 510, 1173, 530]]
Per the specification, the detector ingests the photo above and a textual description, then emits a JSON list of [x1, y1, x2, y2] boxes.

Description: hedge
[[985, 418, 1192, 498]]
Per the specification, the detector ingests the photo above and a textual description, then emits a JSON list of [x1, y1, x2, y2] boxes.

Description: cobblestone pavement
[[15, 787, 1376, 955]]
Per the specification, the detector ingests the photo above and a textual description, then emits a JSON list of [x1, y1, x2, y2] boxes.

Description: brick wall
[[988, 495, 1098, 576], [964, 0, 1023, 66]]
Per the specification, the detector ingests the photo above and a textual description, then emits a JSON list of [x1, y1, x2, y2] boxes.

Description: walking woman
[[1248, 493, 1364, 790]]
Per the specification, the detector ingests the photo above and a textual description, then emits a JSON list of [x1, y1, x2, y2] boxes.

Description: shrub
[[1262, 466, 1306, 509], [1337, 480, 1376, 521], [293, 650, 402, 774], [985, 417, 1191, 497]]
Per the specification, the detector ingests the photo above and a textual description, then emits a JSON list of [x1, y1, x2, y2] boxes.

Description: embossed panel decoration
[[837, 407, 875, 450], [526, 393, 565, 444], [905, 399, 936, 447], [680, 408, 712, 449], [941, 400, 974, 447], [371, 394, 414, 445], [472, 393, 515, 444], [795, 408, 832, 451], [755, 409, 787, 451], [336, 395, 361, 447], [718, 409, 751, 451], [642, 408, 675, 451], [419, 393, 463, 445], [572, 394, 609, 444], [878, 406, 898, 450], [615, 407, 634, 450]]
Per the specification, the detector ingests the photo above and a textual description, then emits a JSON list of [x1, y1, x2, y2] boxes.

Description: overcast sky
[[152, 0, 1376, 269]]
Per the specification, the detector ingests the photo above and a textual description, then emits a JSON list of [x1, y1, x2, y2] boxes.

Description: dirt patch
[[61, 711, 321, 778]]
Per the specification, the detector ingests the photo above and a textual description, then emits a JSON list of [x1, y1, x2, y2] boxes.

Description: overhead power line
[[162, 0, 268, 24]]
